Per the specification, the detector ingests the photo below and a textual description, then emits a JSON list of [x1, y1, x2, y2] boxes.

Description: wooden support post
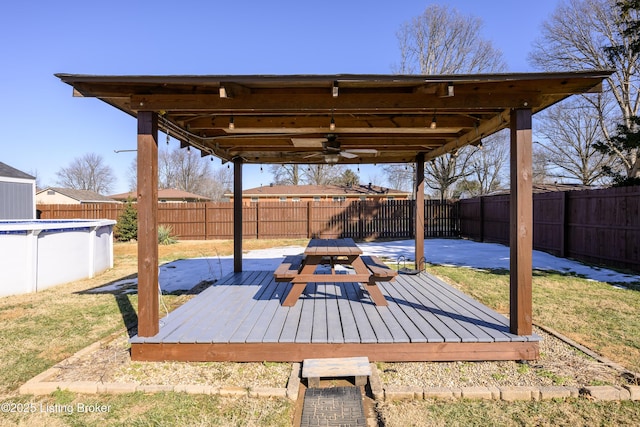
[[137, 111, 159, 337], [509, 109, 533, 336], [415, 153, 425, 271], [233, 158, 243, 272]]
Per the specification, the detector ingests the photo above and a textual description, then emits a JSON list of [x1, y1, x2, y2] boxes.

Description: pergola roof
[[56, 71, 611, 164]]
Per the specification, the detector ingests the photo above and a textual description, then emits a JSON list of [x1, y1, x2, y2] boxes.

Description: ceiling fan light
[[430, 116, 437, 129], [325, 153, 339, 164], [330, 117, 336, 131]]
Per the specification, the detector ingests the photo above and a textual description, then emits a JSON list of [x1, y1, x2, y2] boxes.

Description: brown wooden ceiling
[[56, 72, 611, 165]]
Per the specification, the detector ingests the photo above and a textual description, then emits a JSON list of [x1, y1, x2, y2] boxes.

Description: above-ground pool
[[0, 219, 116, 297]]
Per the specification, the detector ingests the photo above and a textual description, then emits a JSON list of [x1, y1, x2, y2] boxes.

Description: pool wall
[[0, 220, 116, 297]]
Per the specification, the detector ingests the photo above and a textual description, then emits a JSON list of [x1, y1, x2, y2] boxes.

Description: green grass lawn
[[0, 240, 638, 426], [427, 265, 640, 374]]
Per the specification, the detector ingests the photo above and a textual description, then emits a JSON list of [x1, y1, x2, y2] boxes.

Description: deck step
[[302, 356, 371, 388]]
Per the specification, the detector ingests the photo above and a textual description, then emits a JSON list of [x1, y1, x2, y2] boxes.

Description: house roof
[[37, 187, 116, 203], [110, 188, 211, 201], [0, 161, 35, 180], [488, 183, 597, 196], [236, 184, 408, 197], [56, 71, 612, 165]]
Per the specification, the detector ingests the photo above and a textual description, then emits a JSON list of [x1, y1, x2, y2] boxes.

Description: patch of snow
[[89, 239, 640, 293]]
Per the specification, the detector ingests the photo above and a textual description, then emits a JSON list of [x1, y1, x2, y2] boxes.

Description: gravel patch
[[50, 332, 291, 389], [379, 326, 630, 388]]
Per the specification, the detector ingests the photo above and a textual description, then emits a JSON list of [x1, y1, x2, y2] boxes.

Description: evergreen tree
[[114, 199, 138, 242]]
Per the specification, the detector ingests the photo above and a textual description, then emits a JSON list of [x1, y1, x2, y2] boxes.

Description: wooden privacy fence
[[458, 186, 640, 273], [37, 199, 459, 240]]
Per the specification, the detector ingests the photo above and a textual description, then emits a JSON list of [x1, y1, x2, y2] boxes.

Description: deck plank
[[336, 284, 361, 343], [243, 278, 286, 342], [207, 271, 275, 343], [325, 283, 345, 343], [380, 280, 443, 342], [154, 271, 259, 344], [311, 283, 329, 343], [178, 271, 264, 343], [344, 282, 378, 343], [295, 295, 315, 343], [405, 274, 498, 342], [419, 274, 513, 342], [402, 275, 483, 342], [225, 274, 279, 343], [421, 274, 530, 342]]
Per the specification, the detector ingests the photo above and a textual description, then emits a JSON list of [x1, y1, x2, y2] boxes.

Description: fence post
[[409, 199, 415, 238], [306, 201, 312, 239], [479, 196, 484, 242], [560, 191, 568, 258], [358, 200, 363, 239], [204, 202, 209, 240]]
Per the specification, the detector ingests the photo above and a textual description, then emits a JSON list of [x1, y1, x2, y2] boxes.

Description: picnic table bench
[[274, 238, 397, 307]]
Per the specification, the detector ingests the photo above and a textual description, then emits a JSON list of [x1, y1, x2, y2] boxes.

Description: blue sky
[[0, 0, 561, 194]]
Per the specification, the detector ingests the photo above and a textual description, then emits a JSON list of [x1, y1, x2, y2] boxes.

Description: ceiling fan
[[291, 135, 377, 163]]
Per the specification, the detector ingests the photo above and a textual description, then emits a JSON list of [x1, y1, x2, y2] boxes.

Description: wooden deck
[[130, 271, 540, 362]]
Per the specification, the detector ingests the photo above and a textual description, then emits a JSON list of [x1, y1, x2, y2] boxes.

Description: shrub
[[158, 224, 178, 245], [114, 198, 137, 242]]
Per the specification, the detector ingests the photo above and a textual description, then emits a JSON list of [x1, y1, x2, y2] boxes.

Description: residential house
[[36, 187, 117, 205], [110, 188, 211, 203], [226, 184, 409, 204]]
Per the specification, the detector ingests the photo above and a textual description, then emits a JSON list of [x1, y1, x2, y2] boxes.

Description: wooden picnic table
[[274, 238, 396, 307]]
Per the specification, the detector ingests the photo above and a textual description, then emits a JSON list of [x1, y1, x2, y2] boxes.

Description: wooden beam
[[233, 158, 243, 272], [425, 109, 511, 161], [509, 109, 533, 336], [131, 92, 543, 112], [415, 153, 425, 271], [137, 111, 159, 337], [130, 341, 539, 362]]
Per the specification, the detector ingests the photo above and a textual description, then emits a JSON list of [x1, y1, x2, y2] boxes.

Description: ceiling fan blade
[[339, 151, 359, 159], [344, 148, 378, 155], [291, 138, 327, 148], [303, 153, 323, 159]]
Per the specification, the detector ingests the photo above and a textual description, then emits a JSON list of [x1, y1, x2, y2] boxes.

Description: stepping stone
[[300, 387, 366, 427], [302, 357, 371, 388]]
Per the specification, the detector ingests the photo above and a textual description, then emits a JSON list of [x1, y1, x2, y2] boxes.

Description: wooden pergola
[[58, 71, 610, 359]]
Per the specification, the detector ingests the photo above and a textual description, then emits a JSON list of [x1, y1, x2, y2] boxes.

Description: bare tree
[[394, 4, 507, 74], [270, 164, 301, 185], [529, 0, 640, 180], [425, 148, 473, 200], [535, 98, 614, 185], [55, 152, 115, 194], [160, 148, 212, 195], [382, 163, 414, 192], [203, 166, 233, 201], [302, 164, 346, 185], [127, 146, 231, 199], [394, 5, 507, 199], [466, 131, 509, 196]]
